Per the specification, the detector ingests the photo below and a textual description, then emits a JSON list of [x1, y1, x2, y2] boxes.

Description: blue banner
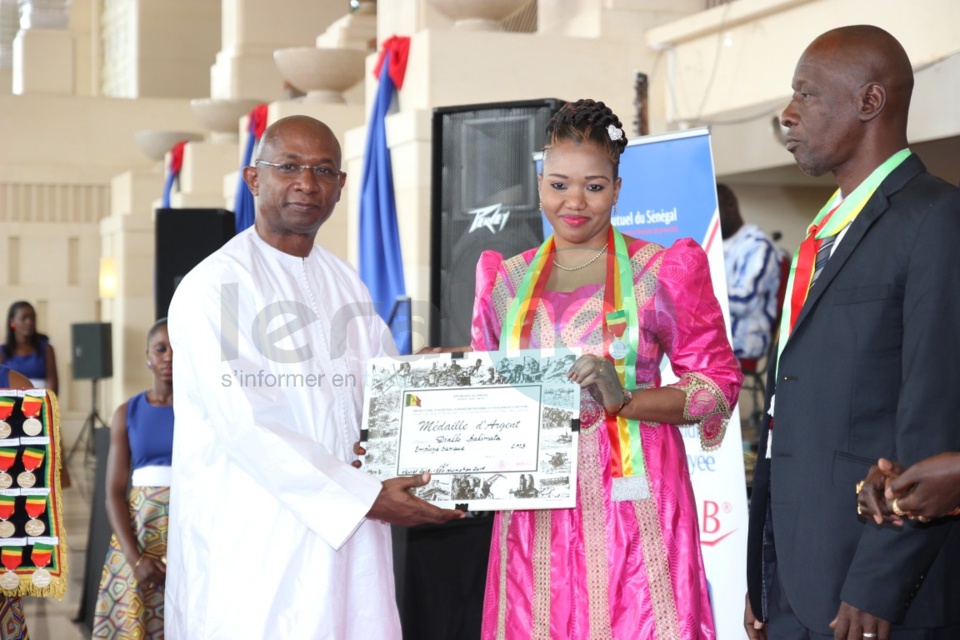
[[359, 51, 411, 354]]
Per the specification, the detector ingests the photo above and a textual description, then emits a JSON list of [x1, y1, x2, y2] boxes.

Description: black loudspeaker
[[71, 323, 113, 380], [430, 99, 564, 346], [155, 208, 235, 319]]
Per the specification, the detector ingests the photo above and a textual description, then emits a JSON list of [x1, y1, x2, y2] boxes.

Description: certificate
[[360, 349, 580, 511]]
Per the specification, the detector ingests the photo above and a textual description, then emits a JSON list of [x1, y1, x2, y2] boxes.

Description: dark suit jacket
[[747, 154, 960, 634]]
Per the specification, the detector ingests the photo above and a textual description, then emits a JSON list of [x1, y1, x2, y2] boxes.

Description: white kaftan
[[165, 228, 400, 639]]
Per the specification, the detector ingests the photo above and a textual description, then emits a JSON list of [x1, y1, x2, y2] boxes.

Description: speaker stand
[[67, 378, 108, 466]]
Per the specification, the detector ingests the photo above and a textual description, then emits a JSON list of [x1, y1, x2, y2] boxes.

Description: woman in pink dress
[[470, 99, 742, 639]]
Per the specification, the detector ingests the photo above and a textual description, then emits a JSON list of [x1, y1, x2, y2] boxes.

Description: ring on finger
[[863, 633, 877, 639], [857, 503, 863, 516], [892, 498, 906, 517], [855, 480, 865, 494]]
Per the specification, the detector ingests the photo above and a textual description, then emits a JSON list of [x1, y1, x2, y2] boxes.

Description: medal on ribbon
[[18, 448, 44, 488], [0, 547, 22, 591], [24, 496, 46, 537], [20, 394, 43, 437], [0, 397, 14, 439], [606, 310, 629, 360], [0, 496, 14, 538], [0, 449, 16, 490], [30, 543, 53, 588]]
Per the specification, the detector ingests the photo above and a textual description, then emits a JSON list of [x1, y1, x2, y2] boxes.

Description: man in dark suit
[[744, 25, 960, 640]]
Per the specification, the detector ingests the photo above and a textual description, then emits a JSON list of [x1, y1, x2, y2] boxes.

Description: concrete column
[[211, 0, 347, 100], [12, 0, 73, 94], [101, 169, 165, 409]]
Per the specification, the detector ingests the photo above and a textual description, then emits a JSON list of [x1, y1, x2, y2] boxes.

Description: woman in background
[[93, 319, 173, 639], [1, 302, 58, 394], [470, 99, 741, 638]]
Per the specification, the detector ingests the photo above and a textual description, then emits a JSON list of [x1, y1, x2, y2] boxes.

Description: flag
[[405, 393, 421, 407], [359, 36, 412, 354], [161, 140, 189, 208], [234, 104, 269, 233]]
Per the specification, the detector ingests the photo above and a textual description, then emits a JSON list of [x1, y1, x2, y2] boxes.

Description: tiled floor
[[22, 452, 95, 640]]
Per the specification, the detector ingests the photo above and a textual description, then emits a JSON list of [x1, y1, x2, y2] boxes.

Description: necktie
[[811, 233, 835, 285]]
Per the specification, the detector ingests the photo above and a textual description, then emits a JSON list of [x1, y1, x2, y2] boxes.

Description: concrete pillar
[[101, 169, 165, 409], [211, 0, 347, 101], [12, 0, 73, 94]]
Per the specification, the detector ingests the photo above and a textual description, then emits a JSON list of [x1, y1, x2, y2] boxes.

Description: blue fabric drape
[[359, 51, 410, 354], [233, 130, 257, 233], [161, 171, 176, 209]]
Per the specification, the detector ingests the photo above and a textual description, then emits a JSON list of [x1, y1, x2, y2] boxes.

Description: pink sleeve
[[470, 250, 507, 352], [653, 239, 743, 449]]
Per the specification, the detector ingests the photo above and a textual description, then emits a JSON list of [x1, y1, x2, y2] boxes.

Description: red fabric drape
[[168, 140, 189, 175], [248, 104, 269, 139], [374, 36, 411, 89]]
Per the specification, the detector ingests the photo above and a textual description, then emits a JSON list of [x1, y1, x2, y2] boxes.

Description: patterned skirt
[[0, 596, 28, 640], [92, 486, 169, 639]]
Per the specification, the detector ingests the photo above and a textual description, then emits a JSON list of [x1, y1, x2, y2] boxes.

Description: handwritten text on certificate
[[398, 385, 542, 475]]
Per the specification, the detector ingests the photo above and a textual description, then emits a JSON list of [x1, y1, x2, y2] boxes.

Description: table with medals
[[0, 389, 68, 598]]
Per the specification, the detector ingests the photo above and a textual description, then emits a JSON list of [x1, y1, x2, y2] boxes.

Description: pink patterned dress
[[471, 238, 742, 640]]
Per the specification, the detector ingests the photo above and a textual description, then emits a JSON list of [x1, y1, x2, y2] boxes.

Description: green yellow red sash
[[502, 226, 645, 479], [777, 149, 911, 373]]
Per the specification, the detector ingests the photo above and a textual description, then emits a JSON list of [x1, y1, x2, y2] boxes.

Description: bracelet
[[606, 388, 633, 416]]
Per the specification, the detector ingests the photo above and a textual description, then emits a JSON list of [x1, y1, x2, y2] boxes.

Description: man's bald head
[[254, 115, 342, 166], [781, 26, 914, 189], [242, 114, 346, 257], [804, 25, 913, 126]]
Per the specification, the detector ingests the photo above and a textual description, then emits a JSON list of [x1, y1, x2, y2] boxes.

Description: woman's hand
[[568, 355, 625, 414], [133, 554, 166, 590]]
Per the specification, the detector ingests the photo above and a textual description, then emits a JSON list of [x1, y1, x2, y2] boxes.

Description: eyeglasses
[[255, 160, 345, 182]]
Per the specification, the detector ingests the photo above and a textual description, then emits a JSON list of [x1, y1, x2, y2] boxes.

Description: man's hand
[[417, 345, 472, 355], [367, 472, 465, 527], [887, 452, 960, 522], [829, 601, 890, 640], [743, 593, 766, 640], [857, 459, 905, 525]]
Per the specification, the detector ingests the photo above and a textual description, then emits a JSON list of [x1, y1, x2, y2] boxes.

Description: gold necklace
[[552, 242, 609, 271]]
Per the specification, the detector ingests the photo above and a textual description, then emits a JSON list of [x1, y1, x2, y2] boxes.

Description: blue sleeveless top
[[126, 392, 175, 470], [0, 339, 47, 381], [0, 365, 10, 388]]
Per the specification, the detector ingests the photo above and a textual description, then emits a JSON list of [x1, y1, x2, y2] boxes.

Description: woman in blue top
[[0, 364, 31, 391], [1, 301, 58, 394], [93, 319, 173, 639]]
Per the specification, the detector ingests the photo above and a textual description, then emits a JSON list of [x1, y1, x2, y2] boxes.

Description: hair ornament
[[607, 124, 624, 141]]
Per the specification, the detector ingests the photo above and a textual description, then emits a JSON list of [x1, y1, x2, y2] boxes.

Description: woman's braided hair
[[543, 99, 628, 178]]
